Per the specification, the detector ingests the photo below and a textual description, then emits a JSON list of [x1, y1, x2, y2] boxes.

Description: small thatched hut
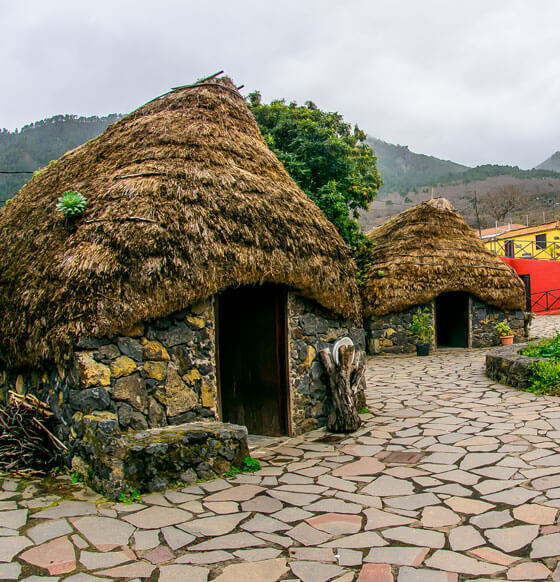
[[361, 198, 527, 353], [0, 75, 363, 494]]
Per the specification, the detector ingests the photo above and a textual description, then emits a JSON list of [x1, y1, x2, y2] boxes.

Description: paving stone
[[333, 491, 382, 508], [289, 548, 336, 562], [159, 526, 193, 550], [364, 546, 429, 566], [73, 516, 135, 547], [485, 524, 539, 552], [425, 550, 505, 575], [470, 509, 513, 529], [332, 458, 385, 477], [0, 508, 27, 529], [289, 561, 345, 582], [189, 532, 267, 551], [397, 567, 458, 582], [234, 548, 283, 561], [460, 453, 505, 470], [530, 532, 560, 558], [513, 503, 558, 524], [241, 496, 283, 513], [506, 562, 551, 580], [19, 536, 76, 575], [533, 453, 560, 466], [143, 544, 175, 564], [361, 475, 415, 496], [213, 558, 289, 582], [0, 562, 21, 580], [177, 512, 249, 536], [384, 493, 440, 511], [31, 501, 96, 519], [337, 549, 362, 567], [306, 513, 362, 535], [133, 529, 160, 550], [79, 549, 135, 569], [436, 469, 480, 486], [26, 519, 72, 545], [448, 525, 485, 551], [96, 562, 155, 578], [383, 525, 445, 548], [242, 514, 291, 533], [322, 531, 388, 548], [205, 484, 264, 502], [268, 490, 320, 506], [317, 475, 357, 492], [482, 487, 539, 505], [0, 527, 17, 536], [427, 483, 473, 496], [444, 496, 495, 515], [122, 506, 193, 529], [357, 563, 394, 582], [255, 531, 294, 548], [468, 546, 518, 566], [286, 522, 333, 546], [304, 499, 362, 514], [421, 505, 461, 527], [365, 507, 416, 529], [0, 535, 31, 562], [273, 507, 314, 522], [158, 564, 209, 582], [175, 550, 233, 564]]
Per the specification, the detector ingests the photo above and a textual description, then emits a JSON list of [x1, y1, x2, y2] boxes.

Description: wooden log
[[319, 345, 363, 433]]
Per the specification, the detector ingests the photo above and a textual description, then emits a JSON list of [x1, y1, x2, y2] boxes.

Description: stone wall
[[485, 343, 534, 389], [365, 303, 435, 355], [288, 293, 365, 434], [471, 297, 527, 348]]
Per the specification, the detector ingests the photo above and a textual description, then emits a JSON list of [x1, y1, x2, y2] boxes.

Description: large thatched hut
[[361, 198, 527, 353], [0, 75, 363, 495]]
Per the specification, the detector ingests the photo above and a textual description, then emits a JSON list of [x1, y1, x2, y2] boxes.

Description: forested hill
[[0, 114, 121, 205], [367, 137, 468, 194]]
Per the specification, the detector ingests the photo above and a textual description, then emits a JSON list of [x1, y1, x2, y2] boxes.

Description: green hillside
[[367, 137, 468, 194], [0, 114, 121, 205]]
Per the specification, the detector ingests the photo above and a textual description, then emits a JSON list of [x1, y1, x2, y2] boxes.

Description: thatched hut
[[361, 198, 527, 353], [0, 75, 363, 494]]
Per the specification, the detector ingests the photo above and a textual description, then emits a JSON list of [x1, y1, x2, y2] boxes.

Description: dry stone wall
[[288, 294, 365, 434], [470, 297, 527, 347]]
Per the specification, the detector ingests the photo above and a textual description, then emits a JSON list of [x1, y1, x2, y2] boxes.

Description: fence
[[487, 238, 560, 260], [530, 288, 560, 313]]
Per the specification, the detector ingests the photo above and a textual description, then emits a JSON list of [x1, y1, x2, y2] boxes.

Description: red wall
[[501, 257, 560, 314]]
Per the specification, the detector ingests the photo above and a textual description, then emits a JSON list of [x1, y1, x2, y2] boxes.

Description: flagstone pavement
[[3, 315, 560, 582]]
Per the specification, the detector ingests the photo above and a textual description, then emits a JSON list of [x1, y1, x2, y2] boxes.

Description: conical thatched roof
[[361, 198, 525, 317], [0, 75, 361, 368]]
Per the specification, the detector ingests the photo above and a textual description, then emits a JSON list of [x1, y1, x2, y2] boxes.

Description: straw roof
[[361, 198, 526, 317], [0, 75, 361, 368]]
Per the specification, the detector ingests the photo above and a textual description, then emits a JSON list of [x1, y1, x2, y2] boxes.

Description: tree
[[248, 92, 382, 251], [480, 184, 527, 224]]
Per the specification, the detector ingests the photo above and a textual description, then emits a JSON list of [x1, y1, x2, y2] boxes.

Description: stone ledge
[[485, 343, 543, 389], [73, 417, 249, 499]]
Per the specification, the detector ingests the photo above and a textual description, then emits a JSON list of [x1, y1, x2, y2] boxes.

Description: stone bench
[[72, 413, 249, 499]]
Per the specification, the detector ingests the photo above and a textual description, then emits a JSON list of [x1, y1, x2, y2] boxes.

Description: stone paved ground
[[530, 314, 560, 340], [3, 316, 560, 581]]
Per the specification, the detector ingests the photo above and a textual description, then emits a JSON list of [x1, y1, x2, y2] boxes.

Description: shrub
[[495, 321, 512, 337], [521, 333, 560, 359], [408, 307, 434, 344], [527, 360, 560, 395]]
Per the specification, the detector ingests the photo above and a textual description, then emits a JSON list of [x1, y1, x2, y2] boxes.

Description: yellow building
[[484, 221, 560, 259]]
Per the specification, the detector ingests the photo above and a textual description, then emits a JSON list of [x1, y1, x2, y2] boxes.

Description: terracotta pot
[[500, 335, 514, 345]]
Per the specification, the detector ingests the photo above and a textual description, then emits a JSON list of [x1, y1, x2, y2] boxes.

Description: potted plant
[[409, 307, 435, 356], [495, 321, 514, 345]]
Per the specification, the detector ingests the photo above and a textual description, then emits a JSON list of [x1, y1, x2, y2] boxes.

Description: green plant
[[70, 471, 84, 484], [56, 191, 87, 217], [242, 456, 261, 473], [522, 335, 560, 359], [224, 466, 242, 478], [408, 307, 434, 344], [527, 360, 560, 394], [358, 407, 370, 414], [117, 488, 141, 504], [495, 321, 512, 337]]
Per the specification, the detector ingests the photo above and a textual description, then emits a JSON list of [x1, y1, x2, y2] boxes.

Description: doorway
[[217, 285, 289, 436], [435, 292, 469, 348]]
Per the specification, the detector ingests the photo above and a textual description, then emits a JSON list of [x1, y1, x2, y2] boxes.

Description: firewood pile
[[0, 391, 66, 477]]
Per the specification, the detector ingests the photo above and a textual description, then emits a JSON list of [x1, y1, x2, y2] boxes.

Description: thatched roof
[[0, 75, 361, 368], [361, 198, 525, 317]]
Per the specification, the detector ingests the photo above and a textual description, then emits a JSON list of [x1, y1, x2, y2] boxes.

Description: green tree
[[248, 92, 382, 251]]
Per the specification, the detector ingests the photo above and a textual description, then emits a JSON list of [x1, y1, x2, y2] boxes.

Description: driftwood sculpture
[[319, 345, 365, 433]]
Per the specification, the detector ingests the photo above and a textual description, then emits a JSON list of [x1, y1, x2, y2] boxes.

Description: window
[[536, 234, 547, 250]]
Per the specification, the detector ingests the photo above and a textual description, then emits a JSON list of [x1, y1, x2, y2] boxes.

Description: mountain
[[367, 137, 468, 194], [536, 152, 560, 172], [0, 114, 121, 205]]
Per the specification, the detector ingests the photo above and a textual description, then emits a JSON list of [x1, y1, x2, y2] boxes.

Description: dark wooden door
[[435, 292, 469, 348], [520, 274, 532, 311], [505, 240, 515, 258], [217, 285, 288, 436]]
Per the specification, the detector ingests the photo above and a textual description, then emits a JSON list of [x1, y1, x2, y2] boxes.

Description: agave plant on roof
[[56, 191, 87, 217]]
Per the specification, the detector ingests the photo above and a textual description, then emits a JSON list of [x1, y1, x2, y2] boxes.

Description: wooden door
[[217, 285, 288, 436]]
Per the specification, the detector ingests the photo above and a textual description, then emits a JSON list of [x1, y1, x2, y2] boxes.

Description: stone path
[[4, 320, 560, 580], [530, 313, 560, 340]]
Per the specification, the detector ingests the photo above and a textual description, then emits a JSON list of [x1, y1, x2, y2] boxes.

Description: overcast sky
[[2, 1, 559, 168]]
